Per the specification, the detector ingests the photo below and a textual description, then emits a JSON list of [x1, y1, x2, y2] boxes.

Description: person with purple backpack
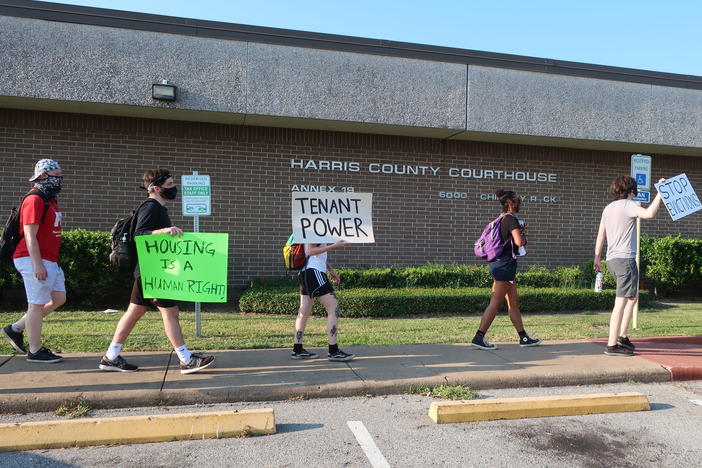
[[471, 189, 542, 350]]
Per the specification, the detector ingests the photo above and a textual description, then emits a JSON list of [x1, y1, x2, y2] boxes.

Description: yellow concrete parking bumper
[[0, 408, 275, 452], [429, 392, 650, 424]]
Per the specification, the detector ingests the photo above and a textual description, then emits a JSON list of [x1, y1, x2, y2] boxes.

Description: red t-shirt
[[13, 194, 62, 262]]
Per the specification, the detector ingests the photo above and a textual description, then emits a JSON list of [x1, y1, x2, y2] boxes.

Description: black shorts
[[299, 268, 334, 298], [131, 277, 178, 309], [488, 253, 517, 282]]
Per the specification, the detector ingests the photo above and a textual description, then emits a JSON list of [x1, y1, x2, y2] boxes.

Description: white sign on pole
[[631, 154, 652, 191], [292, 192, 375, 243], [181, 174, 211, 216], [655, 174, 702, 221]]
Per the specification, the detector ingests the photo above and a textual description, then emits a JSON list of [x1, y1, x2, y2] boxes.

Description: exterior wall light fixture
[[152, 79, 177, 101]]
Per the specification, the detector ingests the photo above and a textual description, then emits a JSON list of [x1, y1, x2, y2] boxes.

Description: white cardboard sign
[[292, 192, 375, 243], [655, 174, 702, 221]]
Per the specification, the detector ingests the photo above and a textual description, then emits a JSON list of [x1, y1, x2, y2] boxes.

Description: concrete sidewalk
[[0, 339, 684, 413]]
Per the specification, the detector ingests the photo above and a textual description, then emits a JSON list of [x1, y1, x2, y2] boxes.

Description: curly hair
[[610, 176, 637, 200]]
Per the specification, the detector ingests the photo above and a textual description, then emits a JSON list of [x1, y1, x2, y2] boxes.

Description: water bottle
[[594, 272, 604, 293], [517, 220, 527, 257], [117, 233, 129, 254]]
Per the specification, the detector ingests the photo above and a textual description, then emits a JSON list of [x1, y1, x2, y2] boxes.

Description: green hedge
[[255, 263, 605, 291], [240, 286, 652, 317], [1, 229, 132, 308], [641, 235, 702, 294]]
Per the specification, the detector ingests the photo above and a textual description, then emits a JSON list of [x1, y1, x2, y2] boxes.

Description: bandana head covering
[[29, 159, 61, 181]]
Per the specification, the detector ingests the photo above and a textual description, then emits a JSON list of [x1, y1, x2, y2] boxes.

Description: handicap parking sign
[[631, 154, 652, 191]]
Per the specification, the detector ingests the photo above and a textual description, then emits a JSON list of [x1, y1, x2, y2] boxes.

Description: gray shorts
[[606, 257, 639, 298]]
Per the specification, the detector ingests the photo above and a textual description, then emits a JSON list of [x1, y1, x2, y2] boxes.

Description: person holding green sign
[[99, 168, 215, 374], [292, 241, 356, 362]]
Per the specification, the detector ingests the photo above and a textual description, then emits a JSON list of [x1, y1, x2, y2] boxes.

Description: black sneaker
[[617, 336, 636, 351], [26, 347, 63, 363], [471, 336, 497, 350], [328, 349, 355, 362], [291, 348, 318, 360], [99, 355, 138, 372], [2, 325, 26, 354], [519, 335, 543, 347], [180, 353, 215, 374], [604, 345, 634, 356]]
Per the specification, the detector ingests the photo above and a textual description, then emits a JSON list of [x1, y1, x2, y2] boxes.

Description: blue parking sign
[[636, 173, 647, 186]]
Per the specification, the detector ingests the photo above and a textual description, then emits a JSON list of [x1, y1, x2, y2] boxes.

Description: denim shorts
[[488, 253, 517, 282]]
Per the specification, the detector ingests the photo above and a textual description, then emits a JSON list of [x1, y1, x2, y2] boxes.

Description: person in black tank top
[[470, 189, 542, 351]]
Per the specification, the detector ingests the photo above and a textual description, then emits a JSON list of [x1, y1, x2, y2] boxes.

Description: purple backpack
[[473, 214, 515, 262]]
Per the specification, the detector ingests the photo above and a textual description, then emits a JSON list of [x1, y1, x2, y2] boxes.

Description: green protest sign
[[135, 232, 229, 302]]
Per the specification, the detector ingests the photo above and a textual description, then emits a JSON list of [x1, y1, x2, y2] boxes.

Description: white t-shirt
[[600, 199, 644, 259], [303, 245, 327, 272]]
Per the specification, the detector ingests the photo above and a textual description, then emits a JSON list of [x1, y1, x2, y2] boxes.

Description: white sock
[[11, 323, 23, 333], [105, 343, 123, 360], [175, 345, 191, 364]]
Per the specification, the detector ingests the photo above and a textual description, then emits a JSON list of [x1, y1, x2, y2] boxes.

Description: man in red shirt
[[2, 159, 66, 363]]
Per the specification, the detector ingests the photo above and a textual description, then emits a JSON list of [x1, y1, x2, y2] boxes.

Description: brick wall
[[1, 108, 700, 287]]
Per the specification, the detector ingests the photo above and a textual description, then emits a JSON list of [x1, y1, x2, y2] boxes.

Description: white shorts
[[13, 257, 66, 305]]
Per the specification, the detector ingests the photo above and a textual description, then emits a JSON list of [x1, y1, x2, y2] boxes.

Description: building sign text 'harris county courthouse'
[[289, 159, 560, 203]]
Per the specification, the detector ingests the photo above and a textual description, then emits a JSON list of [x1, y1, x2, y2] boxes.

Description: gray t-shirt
[[600, 199, 644, 259]]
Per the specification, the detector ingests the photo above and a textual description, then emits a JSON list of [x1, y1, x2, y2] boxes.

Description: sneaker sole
[[328, 355, 355, 362], [99, 364, 138, 372], [617, 345, 636, 351], [180, 358, 215, 375], [1, 329, 26, 354], [26, 357, 63, 363], [291, 355, 318, 360], [603, 351, 634, 356], [471, 343, 498, 350], [519, 341, 543, 348]]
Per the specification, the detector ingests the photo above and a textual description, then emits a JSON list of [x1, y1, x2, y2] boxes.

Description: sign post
[[182, 172, 212, 337], [630, 154, 652, 329]]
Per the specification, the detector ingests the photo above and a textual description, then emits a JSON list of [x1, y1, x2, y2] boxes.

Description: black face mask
[[161, 186, 177, 200], [34, 175, 62, 198]]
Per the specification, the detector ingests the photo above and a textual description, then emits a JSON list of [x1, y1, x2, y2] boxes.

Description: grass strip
[[0, 301, 699, 353]]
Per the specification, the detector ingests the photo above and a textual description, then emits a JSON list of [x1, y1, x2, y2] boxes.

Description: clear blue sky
[[59, 0, 701, 76]]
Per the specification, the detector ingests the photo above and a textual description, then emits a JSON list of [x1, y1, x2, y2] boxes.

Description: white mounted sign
[[181, 174, 211, 216], [631, 154, 652, 191], [655, 174, 702, 221], [292, 192, 375, 243]]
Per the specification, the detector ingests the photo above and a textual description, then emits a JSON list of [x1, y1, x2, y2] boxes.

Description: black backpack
[[0, 191, 50, 263], [108, 199, 151, 270]]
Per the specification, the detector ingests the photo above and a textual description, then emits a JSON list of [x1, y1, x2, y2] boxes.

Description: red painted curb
[[590, 336, 702, 381]]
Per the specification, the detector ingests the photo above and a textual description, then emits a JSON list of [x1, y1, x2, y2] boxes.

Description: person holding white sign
[[594, 175, 666, 356], [291, 241, 356, 362]]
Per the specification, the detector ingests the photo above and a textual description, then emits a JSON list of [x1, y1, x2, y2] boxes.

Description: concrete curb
[[428, 392, 650, 423], [0, 367, 671, 414], [0, 408, 275, 452]]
